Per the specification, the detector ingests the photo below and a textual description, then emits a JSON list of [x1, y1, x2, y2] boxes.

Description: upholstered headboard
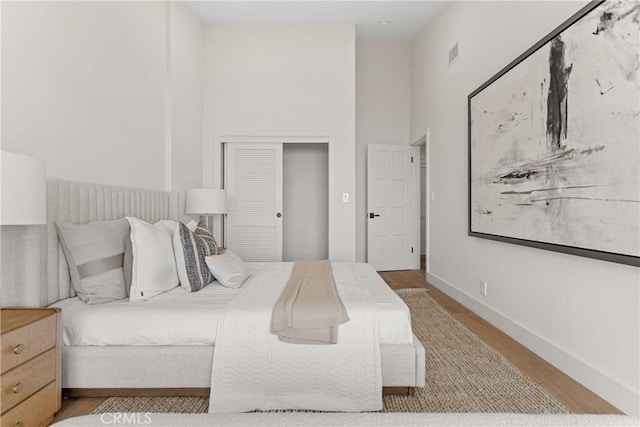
[[0, 180, 179, 308]]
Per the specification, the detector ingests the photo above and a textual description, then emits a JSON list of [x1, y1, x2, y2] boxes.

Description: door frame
[[216, 134, 333, 256], [411, 131, 429, 275]]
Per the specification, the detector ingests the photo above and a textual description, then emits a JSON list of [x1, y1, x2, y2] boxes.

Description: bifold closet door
[[225, 143, 283, 261]]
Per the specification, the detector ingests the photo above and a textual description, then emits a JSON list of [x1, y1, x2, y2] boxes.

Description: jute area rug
[[91, 289, 569, 414]]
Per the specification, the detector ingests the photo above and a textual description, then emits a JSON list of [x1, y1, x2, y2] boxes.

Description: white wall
[[202, 24, 356, 261], [283, 143, 329, 262], [356, 42, 411, 262], [169, 3, 204, 221], [2, 1, 167, 191], [1, 2, 204, 216], [412, 1, 639, 415]]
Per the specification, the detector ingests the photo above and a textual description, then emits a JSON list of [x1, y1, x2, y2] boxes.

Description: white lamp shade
[[186, 188, 227, 215], [1, 151, 47, 225]]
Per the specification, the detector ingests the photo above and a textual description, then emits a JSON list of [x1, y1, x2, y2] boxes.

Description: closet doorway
[[224, 141, 329, 262], [283, 144, 329, 261]]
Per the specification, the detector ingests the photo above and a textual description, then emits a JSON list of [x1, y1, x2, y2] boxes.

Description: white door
[[367, 144, 416, 271], [225, 143, 283, 261]]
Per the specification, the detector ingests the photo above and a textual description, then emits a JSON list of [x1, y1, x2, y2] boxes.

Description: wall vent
[[448, 42, 459, 66]]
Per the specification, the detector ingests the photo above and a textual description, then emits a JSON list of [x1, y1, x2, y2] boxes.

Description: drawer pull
[[14, 422, 24, 427], [11, 383, 24, 393], [12, 344, 25, 354]]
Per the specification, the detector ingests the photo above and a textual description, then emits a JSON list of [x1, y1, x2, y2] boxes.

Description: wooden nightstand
[[1, 308, 61, 427]]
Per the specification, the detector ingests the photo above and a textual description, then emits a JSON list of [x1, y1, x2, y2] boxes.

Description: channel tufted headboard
[[0, 180, 179, 308]]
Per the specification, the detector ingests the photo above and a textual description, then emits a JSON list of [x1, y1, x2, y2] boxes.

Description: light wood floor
[[380, 268, 621, 415], [52, 267, 621, 424]]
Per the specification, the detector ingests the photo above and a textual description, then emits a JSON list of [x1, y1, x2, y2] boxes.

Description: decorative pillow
[[205, 250, 250, 289], [174, 222, 220, 292], [124, 220, 198, 296], [126, 217, 179, 301], [56, 219, 129, 304]]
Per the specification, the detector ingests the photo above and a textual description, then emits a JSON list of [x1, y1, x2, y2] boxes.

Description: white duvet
[[52, 262, 413, 347], [209, 262, 383, 412]]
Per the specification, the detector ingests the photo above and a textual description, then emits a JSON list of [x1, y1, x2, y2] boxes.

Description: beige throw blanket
[[271, 260, 349, 344]]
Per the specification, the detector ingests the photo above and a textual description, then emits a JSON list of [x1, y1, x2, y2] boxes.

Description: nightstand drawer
[[1, 348, 56, 413], [0, 382, 56, 427], [1, 315, 56, 374]]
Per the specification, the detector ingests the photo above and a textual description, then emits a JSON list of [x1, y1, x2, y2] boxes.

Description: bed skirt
[[61, 336, 425, 391]]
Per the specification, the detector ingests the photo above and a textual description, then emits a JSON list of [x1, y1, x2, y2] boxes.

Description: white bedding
[[51, 262, 413, 347], [209, 262, 382, 412]]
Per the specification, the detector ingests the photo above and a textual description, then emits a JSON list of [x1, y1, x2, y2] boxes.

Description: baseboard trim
[[426, 271, 639, 416]]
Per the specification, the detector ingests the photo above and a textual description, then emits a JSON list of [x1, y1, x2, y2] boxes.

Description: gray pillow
[[56, 219, 130, 304], [124, 237, 133, 296]]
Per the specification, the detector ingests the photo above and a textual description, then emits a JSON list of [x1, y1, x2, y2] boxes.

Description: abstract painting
[[469, 0, 639, 266]]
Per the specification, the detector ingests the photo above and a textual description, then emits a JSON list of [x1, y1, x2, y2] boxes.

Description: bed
[[4, 180, 425, 407]]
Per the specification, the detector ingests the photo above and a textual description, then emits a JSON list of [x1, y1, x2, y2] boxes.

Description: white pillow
[[205, 250, 250, 289], [126, 217, 179, 301]]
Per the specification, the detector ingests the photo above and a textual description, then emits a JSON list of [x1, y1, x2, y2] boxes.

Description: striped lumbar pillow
[[173, 222, 220, 292]]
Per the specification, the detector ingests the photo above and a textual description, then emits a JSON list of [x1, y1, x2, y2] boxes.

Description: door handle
[[369, 212, 380, 219], [276, 212, 282, 218]]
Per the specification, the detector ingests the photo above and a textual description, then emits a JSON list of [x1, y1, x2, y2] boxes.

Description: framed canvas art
[[468, 0, 639, 266]]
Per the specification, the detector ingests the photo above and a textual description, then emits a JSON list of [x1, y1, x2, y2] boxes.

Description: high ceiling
[[184, 1, 449, 41]]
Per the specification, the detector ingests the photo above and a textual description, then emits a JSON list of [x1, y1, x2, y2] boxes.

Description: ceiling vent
[[448, 42, 459, 66]]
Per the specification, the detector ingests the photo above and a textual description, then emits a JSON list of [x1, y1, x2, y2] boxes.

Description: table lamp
[[185, 188, 227, 236]]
